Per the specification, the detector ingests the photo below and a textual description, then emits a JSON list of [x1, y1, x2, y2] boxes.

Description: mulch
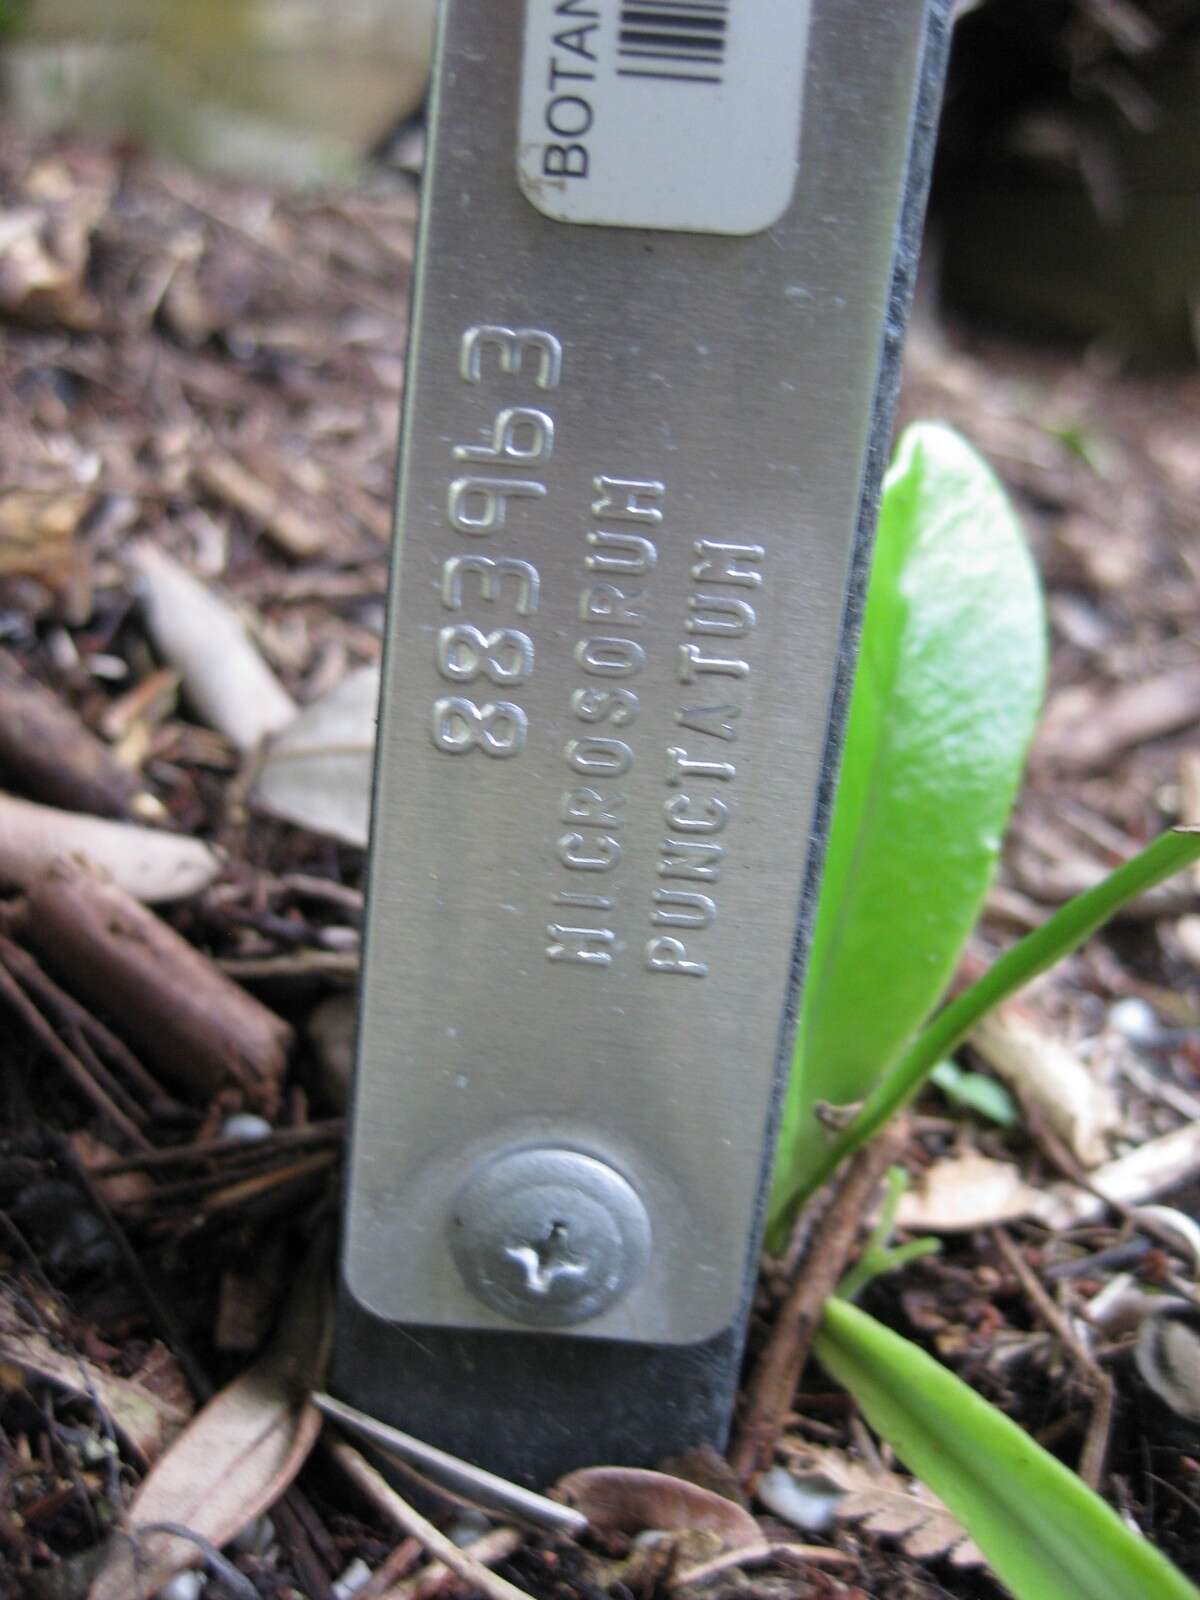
[[1, 122, 1199, 1600]]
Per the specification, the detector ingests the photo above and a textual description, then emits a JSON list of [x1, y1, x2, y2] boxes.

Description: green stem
[[798, 827, 1200, 1202]]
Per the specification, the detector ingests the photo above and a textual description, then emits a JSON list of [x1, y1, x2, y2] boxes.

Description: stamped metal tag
[[336, 0, 951, 1480]]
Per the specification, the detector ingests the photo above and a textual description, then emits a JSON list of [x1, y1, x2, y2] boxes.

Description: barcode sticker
[[518, 0, 811, 235]]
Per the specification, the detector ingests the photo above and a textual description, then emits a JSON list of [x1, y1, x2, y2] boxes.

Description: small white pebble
[[446, 1510, 491, 1546], [230, 1514, 275, 1554], [220, 1113, 273, 1144], [755, 1463, 842, 1533], [79, 1431, 119, 1465], [161, 1572, 205, 1600], [333, 1557, 373, 1600], [88, 653, 128, 681], [1108, 997, 1161, 1045]]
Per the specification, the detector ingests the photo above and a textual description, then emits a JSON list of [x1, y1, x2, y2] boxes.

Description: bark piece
[[21, 858, 290, 1111], [0, 791, 220, 902], [194, 451, 325, 560], [0, 649, 136, 815]]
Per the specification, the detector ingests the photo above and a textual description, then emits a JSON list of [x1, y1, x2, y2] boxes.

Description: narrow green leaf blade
[[806, 826, 1200, 1195], [816, 1298, 1199, 1600], [770, 424, 1045, 1234]]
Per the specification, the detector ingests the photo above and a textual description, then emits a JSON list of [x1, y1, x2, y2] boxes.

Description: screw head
[[449, 1148, 652, 1327]]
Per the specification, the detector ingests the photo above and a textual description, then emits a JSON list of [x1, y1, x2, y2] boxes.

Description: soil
[[0, 122, 1199, 1600]]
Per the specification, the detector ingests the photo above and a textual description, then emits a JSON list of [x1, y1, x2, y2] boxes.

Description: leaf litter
[[0, 95, 1198, 1600]]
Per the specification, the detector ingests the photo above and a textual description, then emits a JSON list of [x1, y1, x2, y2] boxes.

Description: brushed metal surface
[[345, 0, 935, 1345]]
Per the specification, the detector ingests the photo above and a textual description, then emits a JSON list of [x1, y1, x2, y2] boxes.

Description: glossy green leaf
[[802, 827, 1200, 1197], [769, 424, 1045, 1238], [815, 1298, 1199, 1600]]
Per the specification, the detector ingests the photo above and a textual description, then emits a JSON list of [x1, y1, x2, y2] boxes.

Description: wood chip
[[194, 451, 325, 560], [127, 541, 297, 752], [0, 790, 220, 902], [20, 857, 291, 1111], [0, 648, 136, 815]]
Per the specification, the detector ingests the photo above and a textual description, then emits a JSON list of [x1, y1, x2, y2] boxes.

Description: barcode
[[616, 1, 728, 85]]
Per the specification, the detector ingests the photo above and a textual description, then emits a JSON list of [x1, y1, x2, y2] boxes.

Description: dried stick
[[57, 1136, 211, 1401], [272, 1489, 334, 1600], [358, 1538, 423, 1600], [669, 1541, 857, 1590], [0, 934, 180, 1112], [0, 648, 136, 816], [730, 1119, 908, 1486], [991, 1227, 1114, 1489], [391, 1528, 524, 1600], [328, 1440, 533, 1600], [0, 953, 150, 1151], [20, 857, 291, 1111], [88, 1119, 344, 1175]]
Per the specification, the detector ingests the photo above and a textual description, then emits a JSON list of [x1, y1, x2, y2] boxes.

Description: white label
[[518, 0, 811, 236]]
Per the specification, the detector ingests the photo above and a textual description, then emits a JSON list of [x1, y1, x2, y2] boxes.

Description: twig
[[126, 1523, 257, 1599], [312, 1392, 586, 1536], [89, 1119, 345, 1175], [1020, 1089, 1200, 1269], [195, 1150, 337, 1216], [730, 1119, 909, 1486], [273, 1489, 334, 1600], [56, 1136, 211, 1401], [669, 1540, 857, 1590], [0, 954, 151, 1152], [218, 950, 359, 980], [328, 1439, 534, 1600], [389, 1528, 524, 1600], [991, 1227, 1114, 1489], [358, 1538, 423, 1600], [0, 934, 182, 1113]]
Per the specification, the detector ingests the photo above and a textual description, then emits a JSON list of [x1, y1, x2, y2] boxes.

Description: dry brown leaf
[[555, 1466, 761, 1550], [0, 1293, 192, 1466], [88, 1233, 333, 1600], [970, 1002, 1118, 1167], [894, 1149, 1040, 1232], [250, 665, 378, 847], [775, 1447, 984, 1570]]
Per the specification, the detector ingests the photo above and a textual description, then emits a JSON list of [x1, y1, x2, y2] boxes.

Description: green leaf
[[769, 424, 1045, 1238], [803, 827, 1200, 1197], [931, 1059, 1018, 1126], [815, 1298, 1199, 1600]]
